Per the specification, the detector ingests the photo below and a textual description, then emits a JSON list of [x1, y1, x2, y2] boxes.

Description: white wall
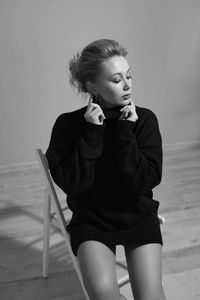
[[0, 0, 200, 165]]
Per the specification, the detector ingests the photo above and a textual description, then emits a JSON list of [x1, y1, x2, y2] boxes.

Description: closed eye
[[112, 79, 121, 83], [111, 73, 132, 83]]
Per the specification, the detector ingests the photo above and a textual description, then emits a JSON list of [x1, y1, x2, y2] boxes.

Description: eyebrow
[[111, 67, 131, 77]]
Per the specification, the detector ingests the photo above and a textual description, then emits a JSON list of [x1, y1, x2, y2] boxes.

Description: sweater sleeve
[[114, 110, 162, 194], [46, 114, 105, 196]]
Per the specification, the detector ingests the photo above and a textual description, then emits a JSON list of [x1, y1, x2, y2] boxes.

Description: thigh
[[77, 240, 119, 298], [124, 243, 164, 300]]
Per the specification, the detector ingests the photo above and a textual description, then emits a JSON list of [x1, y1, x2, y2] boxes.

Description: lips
[[122, 94, 131, 100]]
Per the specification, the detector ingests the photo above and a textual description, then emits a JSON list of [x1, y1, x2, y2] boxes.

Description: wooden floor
[[0, 143, 200, 299]]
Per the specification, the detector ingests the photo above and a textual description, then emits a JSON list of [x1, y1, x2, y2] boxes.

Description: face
[[92, 55, 132, 108]]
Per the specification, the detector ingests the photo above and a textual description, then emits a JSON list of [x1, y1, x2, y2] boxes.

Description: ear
[[86, 81, 97, 96]]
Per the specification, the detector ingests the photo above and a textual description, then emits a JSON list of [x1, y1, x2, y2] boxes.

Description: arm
[[46, 114, 105, 196], [115, 110, 162, 194]]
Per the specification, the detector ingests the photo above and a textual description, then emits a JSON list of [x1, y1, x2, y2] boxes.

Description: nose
[[123, 78, 131, 91]]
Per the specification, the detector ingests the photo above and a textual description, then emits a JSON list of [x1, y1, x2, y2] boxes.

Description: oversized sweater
[[46, 105, 163, 232]]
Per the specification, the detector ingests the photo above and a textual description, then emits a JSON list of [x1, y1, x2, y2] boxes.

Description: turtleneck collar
[[92, 98, 122, 119], [102, 106, 122, 119]]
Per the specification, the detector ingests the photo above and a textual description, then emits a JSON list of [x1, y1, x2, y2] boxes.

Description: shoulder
[[53, 106, 87, 128], [135, 106, 162, 144], [135, 106, 161, 137], [136, 106, 158, 120], [136, 106, 160, 126], [50, 106, 88, 142]]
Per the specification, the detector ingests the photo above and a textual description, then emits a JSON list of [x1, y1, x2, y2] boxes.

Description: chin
[[104, 99, 130, 108], [120, 99, 131, 106]]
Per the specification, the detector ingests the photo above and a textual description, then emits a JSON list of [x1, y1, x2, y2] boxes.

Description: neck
[[94, 95, 121, 110]]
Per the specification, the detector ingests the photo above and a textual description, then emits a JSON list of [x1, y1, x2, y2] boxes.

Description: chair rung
[[50, 206, 68, 217], [118, 274, 130, 287]]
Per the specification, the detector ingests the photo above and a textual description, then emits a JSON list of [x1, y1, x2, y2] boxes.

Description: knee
[[86, 277, 120, 300]]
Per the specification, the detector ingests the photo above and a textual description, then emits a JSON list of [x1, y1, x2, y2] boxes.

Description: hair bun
[[69, 52, 83, 94]]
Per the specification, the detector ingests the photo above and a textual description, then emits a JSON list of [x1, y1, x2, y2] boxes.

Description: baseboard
[[163, 140, 200, 151], [0, 140, 199, 174], [0, 160, 39, 174]]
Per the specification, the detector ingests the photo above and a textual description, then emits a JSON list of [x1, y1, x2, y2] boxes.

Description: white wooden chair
[[35, 149, 90, 298], [35, 148, 165, 300]]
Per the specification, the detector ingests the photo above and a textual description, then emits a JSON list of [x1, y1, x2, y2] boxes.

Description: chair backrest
[[35, 148, 67, 228], [35, 149, 89, 299]]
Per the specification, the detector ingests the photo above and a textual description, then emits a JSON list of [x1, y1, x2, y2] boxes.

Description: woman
[[46, 39, 166, 300]]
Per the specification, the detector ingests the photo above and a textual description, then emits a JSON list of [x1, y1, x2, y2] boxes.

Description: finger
[[120, 105, 129, 112], [99, 114, 105, 123], [91, 103, 102, 109], [91, 109, 105, 119], [88, 106, 103, 116], [88, 103, 103, 114], [86, 97, 93, 112], [92, 111, 105, 124], [120, 107, 131, 114], [131, 100, 137, 111], [120, 110, 128, 119], [119, 115, 125, 120], [120, 103, 133, 111], [123, 104, 136, 114], [126, 110, 130, 118], [125, 110, 131, 118], [87, 106, 102, 118]]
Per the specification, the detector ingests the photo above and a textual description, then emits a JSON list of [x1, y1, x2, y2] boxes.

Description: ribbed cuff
[[84, 122, 105, 147]]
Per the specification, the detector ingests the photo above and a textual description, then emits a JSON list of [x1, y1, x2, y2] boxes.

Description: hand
[[119, 99, 138, 122], [84, 98, 105, 125]]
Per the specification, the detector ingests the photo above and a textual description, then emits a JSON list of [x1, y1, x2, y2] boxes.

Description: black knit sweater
[[46, 105, 162, 232]]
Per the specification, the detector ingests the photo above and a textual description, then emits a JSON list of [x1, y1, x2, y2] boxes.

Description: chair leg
[[42, 189, 51, 278]]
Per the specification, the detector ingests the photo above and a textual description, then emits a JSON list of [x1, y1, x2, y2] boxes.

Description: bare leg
[[77, 241, 128, 300], [124, 243, 166, 300]]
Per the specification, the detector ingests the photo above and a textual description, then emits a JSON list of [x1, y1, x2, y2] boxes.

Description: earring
[[93, 94, 98, 103], [95, 94, 101, 103]]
